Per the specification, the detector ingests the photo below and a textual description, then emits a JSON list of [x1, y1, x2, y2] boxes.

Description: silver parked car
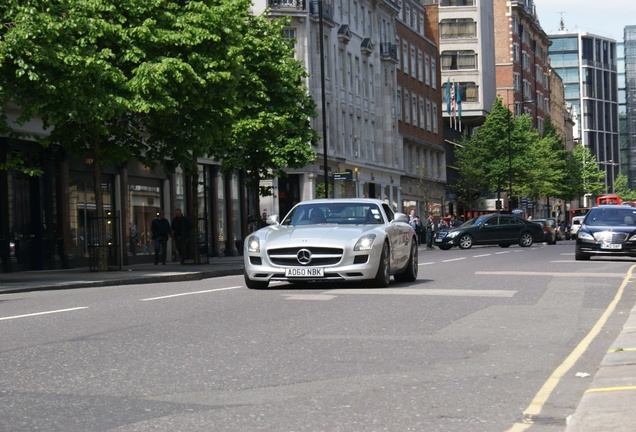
[[243, 198, 418, 289]]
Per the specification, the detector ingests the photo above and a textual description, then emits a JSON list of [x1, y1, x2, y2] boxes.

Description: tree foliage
[[613, 173, 636, 201], [0, 0, 318, 268]]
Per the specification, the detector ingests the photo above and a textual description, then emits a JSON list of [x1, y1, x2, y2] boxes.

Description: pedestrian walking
[[171, 208, 191, 264], [151, 209, 172, 265]]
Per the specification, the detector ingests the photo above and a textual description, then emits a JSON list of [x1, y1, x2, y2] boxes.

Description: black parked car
[[575, 205, 636, 260], [434, 213, 544, 250]]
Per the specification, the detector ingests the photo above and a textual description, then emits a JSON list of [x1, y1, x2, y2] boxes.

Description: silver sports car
[[243, 198, 419, 289]]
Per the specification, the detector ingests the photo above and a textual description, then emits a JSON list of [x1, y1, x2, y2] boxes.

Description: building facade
[[253, 0, 404, 218], [622, 26, 636, 189], [396, 0, 445, 218], [548, 30, 620, 193], [423, 0, 497, 216]]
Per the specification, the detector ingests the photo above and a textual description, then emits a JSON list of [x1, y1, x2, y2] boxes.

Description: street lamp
[[318, 0, 329, 198], [598, 160, 619, 193]]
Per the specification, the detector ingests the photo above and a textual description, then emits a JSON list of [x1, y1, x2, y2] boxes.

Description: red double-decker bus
[[570, 208, 591, 220], [596, 194, 622, 205]]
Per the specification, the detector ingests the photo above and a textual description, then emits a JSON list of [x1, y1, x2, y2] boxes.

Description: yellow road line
[[506, 264, 636, 431], [586, 385, 636, 394]]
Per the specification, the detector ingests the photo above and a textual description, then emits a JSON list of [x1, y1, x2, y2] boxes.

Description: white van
[[569, 216, 585, 238]]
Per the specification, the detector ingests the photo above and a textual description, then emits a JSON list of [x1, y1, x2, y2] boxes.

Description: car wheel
[[438, 245, 452, 250], [519, 232, 534, 247], [372, 242, 391, 288], [395, 239, 418, 283], [575, 250, 591, 261], [458, 234, 473, 249], [498, 243, 511, 248], [244, 271, 269, 289]]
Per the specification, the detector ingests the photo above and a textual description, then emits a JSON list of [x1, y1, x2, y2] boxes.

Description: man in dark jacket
[[151, 209, 172, 265], [171, 208, 191, 264]]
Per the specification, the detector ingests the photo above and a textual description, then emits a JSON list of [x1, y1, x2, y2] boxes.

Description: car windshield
[[584, 208, 636, 227], [281, 203, 384, 226], [461, 215, 491, 227]]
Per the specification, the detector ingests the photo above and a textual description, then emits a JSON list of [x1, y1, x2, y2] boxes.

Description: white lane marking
[[284, 294, 337, 300], [325, 288, 516, 297], [442, 257, 466, 263], [0, 307, 88, 321], [141, 286, 242, 301], [418, 262, 435, 266], [473, 254, 491, 258], [476, 271, 628, 278], [495, 251, 510, 255]]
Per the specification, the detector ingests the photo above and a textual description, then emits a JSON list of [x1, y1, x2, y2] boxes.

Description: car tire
[[458, 234, 473, 249], [498, 243, 511, 248], [438, 245, 452, 250], [519, 232, 534, 247], [395, 239, 418, 283], [244, 271, 269, 289], [575, 250, 591, 261], [372, 242, 391, 288]]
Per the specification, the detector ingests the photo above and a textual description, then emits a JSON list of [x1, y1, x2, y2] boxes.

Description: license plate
[[285, 267, 324, 277], [600, 243, 622, 249], [435, 238, 443, 243]]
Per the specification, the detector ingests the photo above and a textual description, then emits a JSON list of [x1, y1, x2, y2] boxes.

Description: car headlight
[[246, 235, 260, 253], [578, 232, 595, 242], [354, 234, 377, 251], [446, 231, 460, 238]]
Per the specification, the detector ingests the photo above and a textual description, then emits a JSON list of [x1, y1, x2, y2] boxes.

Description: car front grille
[[594, 232, 630, 243], [268, 247, 343, 266]]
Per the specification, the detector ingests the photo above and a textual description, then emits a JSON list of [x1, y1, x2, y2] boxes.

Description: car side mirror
[[267, 215, 279, 225], [393, 213, 408, 223]]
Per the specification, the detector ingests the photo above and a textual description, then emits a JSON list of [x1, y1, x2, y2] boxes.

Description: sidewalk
[[0, 255, 245, 294], [0, 251, 635, 430]]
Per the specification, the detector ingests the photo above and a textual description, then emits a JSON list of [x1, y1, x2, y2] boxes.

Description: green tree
[[574, 144, 605, 200], [213, 14, 317, 216], [613, 173, 636, 201]]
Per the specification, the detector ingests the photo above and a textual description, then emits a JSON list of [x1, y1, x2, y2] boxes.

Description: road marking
[[418, 262, 435, 266], [495, 251, 511, 255], [608, 347, 636, 353], [0, 307, 88, 321], [283, 294, 337, 300], [506, 264, 636, 432], [325, 288, 516, 297], [585, 385, 636, 394], [442, 257, 466, 263], [473, 254, 491, 258], [477, 271, 628, 278], [141, 286, 242, 301]]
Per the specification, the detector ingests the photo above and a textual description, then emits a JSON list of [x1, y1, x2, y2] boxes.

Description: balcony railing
[[309, 0, 335, 24], [268, 0, 306, 10], [380, 42, 398, 63]]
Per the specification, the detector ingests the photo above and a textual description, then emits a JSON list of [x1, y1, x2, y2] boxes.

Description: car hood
[[259, 225, 378, 245], [581, 225, 636, 234]]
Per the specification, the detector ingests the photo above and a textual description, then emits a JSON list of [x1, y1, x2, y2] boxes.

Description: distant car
[[243, 198, 418, 289], [532, 219, 557, 245], [575, 205, 636, 260], [434, 213, 543, 250], [569, 216, 584, 239]]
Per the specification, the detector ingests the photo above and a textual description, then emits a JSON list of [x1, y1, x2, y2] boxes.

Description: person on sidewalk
[[151, 209, 172, 265], [171, 208, 191, 264], [425, 214, 435, 249]]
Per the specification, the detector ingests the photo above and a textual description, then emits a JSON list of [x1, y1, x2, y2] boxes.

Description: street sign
[[333, 169, 353, 180]]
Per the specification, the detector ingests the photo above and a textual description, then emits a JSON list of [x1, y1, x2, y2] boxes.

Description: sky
[[532, 0, 636, 41]]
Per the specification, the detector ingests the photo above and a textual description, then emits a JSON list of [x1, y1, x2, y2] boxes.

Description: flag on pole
[[450, 80, 456, 129], [455, 81, 462, 120], [445, 77, 451, 115]]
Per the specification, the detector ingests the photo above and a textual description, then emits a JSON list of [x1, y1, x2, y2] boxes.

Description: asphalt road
[[1, 241, 635, 431]]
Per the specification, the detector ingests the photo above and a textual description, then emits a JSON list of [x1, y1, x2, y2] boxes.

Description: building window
[[418, 50, 423, 81], [419, 96, 425, 128], [440, 18, 476, 39], [426, 99, 432, 132], [425, 54, 430, 85], [412, 95, 418, 127], [397, 87, 402, 120], [441, 50, 477, 70], [432, 103, 439, 134], [440, 0, 475, 5], [431, 58, 437, 89], [404, 90, 410, 123], [402, 41, 409, 74]]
